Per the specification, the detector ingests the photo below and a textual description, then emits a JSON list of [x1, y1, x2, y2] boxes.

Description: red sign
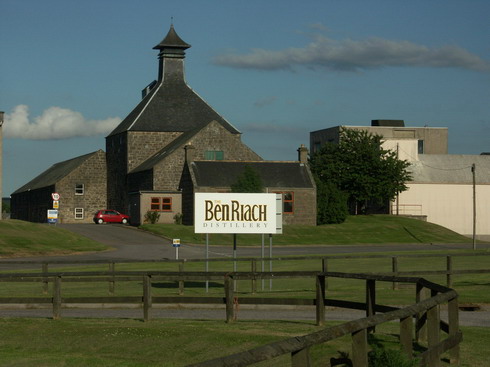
[[51, 193, 60, 201]]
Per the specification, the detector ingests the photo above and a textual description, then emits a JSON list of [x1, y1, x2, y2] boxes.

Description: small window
[[151, 197, 160, 211], [162, 197, 172, 211], [418, 140, 424, 154], [75, 183, 84, 195], [75, 208, 84, 219], [274, 192, 294, 214], [205, 150, 224, 160], [150, 197, 173, 211]]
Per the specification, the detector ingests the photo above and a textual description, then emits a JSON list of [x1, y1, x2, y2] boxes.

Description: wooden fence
[[1, 252, 489, 291], [0, 269, 461, 367]]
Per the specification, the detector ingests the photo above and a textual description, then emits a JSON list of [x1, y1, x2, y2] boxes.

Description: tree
[[310, 128, 411, 215], [230, 166, 264, 193]]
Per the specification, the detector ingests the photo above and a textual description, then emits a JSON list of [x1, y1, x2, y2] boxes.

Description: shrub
[[173, 212, 183, 225], [368, 346, 419, 367], [316, 180, 348, 224], [144, 211, 160, 224]]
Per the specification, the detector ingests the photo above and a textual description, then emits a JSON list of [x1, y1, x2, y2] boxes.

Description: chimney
[[184, 143, 196, 164], [297, 144, 308, 164]]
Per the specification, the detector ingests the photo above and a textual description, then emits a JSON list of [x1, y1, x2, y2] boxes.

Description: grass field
[[0, 318, 488, 367], [141, 215, 478, 246], [0, 220, 108, 257]]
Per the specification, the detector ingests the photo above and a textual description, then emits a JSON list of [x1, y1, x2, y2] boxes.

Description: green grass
[[141, 215, 476, 246], [0, 219, 109, 257], [0, 318, 487, 367]]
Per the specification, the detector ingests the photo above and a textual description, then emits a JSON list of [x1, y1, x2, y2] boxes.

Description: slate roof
[[153, 24, 191, 50], [190, 161, 315, 188], [108, 81, 239, 136], [409, 154, 490, 184], [12, 150, 103, 194]]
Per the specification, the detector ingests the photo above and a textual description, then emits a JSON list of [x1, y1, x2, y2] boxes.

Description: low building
[[310, 120, 448, 156], [11, 150, 106, 223], [310, 121, 489, 237]]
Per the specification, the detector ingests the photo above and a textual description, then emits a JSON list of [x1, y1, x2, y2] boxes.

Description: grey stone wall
[[153, 121, 261, 191], [127, 131, 182, 172], [56, 150, 107, 223]]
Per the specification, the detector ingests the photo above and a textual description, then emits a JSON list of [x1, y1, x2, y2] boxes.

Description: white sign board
[[194, 193, 282, 234]]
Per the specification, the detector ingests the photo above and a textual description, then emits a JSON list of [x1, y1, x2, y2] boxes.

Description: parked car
[[93, 210, 130, 224]]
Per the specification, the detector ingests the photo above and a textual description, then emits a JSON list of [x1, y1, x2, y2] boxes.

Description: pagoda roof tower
[[108, 25, 239, 136]]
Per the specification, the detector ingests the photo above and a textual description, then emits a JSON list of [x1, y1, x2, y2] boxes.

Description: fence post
[[251, 259, 257, 294], [448, 296, 460, 365], [446, 256, 453, 288], [109, 262, 115, 295], [179, 261, 185, 295], [316, 275, 325, 326], [351, 328, 368, 367], [415, 283, 428, 343], [143, 275, 152, 322], [291, 347, 311, 367], [225, 275, 235, 323], [53, 276, 61, 320], [42, 263, 49, 294], [400, 316, 413, 359], [322, 258, 328, 290], [427, 300, 441, 367], [366, 279, 376, 333], [392, 256, 398, 290]]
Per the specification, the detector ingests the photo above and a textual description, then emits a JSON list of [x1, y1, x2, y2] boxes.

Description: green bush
[[144, 211, 160, 224], [173, 212, 183, 225], [368, 346, 419, 367]]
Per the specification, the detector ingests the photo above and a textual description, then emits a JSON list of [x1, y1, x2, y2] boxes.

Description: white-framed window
[[75, 183, 84, 195], [75, 208, 84, 220]]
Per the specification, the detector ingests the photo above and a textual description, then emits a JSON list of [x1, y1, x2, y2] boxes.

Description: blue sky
[[2, 0, 489, 196]]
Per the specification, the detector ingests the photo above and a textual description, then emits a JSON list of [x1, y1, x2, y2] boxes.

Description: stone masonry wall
[[153, 121, 262, 191], [127, 131, 183, 172], [56, 150, 107, 223]]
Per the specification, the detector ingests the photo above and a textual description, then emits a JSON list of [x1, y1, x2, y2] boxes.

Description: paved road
[[1, 223, 488, 265]]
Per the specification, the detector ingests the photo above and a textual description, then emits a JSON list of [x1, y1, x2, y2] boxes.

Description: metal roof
[[409, 154, 490, 184]]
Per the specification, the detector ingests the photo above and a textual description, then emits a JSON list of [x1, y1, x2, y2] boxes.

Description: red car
[[93, 210, 130, 224]]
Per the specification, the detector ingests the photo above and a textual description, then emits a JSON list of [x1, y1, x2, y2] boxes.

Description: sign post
[[172, 239, 181, 260]]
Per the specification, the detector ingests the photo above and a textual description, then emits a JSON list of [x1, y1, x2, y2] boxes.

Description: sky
[[1, 0, 489, 196]]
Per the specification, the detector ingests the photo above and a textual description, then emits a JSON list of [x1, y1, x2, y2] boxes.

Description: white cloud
[[4, 105, 121, 140], [214, 34, 490, 73]]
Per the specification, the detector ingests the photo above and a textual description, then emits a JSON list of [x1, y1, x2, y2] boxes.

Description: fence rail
[[1, 252, 489, 292], [0, 269, 461, 367]]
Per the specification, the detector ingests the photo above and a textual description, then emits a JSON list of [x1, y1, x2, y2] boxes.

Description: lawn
[[0, 220, 109, 257], [141, 215, 477, 246], [0, 318, 487, 366]]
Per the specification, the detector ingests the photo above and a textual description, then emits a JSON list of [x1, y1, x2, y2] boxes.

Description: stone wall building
[[11, 150, 106, 223], [11, 26, 316, 225]]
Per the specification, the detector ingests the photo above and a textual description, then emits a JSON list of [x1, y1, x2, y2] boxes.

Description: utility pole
[[472, 163, 476, 250]]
